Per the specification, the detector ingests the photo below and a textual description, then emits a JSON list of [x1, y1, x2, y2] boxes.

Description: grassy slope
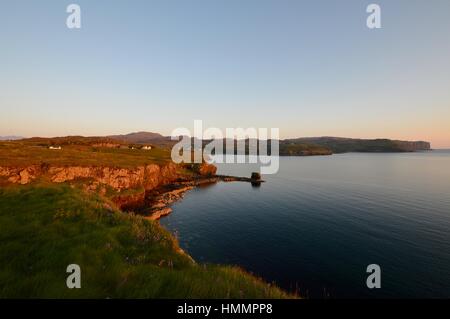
[[0, 183, 291, 298]]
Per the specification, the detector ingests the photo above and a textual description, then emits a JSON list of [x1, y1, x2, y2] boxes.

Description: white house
[[142, 145, 152, 150], [49, 146, 62, 150]]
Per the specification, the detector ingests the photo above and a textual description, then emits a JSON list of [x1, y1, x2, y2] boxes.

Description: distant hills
[[284, 137, 431, 153], [0, 136, 23, 141], [107, 132, 165, 143], [106, 133, 431, 154], [7, 132, 431, 155]]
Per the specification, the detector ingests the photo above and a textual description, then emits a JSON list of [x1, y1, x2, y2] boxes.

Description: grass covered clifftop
[[0, 183, 292, 298], [0, 140, 172, 168], [0, 139, 293, 298]]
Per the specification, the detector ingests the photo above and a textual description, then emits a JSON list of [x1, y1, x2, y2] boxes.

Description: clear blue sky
[[1, 0, 449, 147]]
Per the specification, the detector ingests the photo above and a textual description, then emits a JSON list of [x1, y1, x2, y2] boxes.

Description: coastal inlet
[[141, 172, 264, 221]]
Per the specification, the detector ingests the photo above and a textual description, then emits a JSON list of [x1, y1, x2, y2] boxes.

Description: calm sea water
[[160, 151, 450, 298]]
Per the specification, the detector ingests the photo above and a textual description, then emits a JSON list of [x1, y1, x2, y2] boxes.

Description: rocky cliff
[[392, 140, 431, 152], [0, 163, 179, 190], [0, 162, 219, 211]]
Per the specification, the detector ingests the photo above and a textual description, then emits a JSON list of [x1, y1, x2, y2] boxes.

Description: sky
[[1, 0, 449, 147]]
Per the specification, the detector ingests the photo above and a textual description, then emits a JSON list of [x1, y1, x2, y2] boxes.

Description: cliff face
[[0, 166, 39, 184], [392, 140, 431, 152], [0, 163, 180, 192], [196, 163, 217, 176], [0, 162, 216, 210]]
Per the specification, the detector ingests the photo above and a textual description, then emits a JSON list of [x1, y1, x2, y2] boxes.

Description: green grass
[[0, 184, 292, 298]]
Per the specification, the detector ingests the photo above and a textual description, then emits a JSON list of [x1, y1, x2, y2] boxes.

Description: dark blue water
[[160, 151, 450, 298]]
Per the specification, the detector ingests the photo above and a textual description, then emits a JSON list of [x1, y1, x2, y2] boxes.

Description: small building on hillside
[[48, 146, 62, 150], [142, 145, 152, 150]]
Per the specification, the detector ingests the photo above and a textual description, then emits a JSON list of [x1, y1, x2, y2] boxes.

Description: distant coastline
[[0, 136, 23, 141], [13, 132, 432, 156]]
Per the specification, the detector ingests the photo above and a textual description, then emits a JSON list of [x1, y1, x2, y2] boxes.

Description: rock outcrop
[[144, 185, 195, 221], [112, 191, 146, 210], [1, 161, 260, 221], [197, 163, 217, 176], [251, 172, 261, 180], [0, 163, 180, 192], [0, 165, 41, 184]]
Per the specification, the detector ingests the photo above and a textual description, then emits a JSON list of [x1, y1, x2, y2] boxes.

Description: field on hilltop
[[0, 139, 172, 168]]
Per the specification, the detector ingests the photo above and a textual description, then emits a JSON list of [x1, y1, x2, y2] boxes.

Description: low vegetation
[[0, 183, 292, 298]]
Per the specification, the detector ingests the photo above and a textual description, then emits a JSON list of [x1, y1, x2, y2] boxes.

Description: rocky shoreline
[[142, 174, 264, 221], [0, 161, 263, 221]]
